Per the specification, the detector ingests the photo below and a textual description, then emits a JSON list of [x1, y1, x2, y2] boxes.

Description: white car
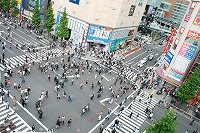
[[137, 60, 146, 68]]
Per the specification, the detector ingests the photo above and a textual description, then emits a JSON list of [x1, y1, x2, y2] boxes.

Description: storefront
[[54, 12, 88, 46], [110, 27, 135, 52]]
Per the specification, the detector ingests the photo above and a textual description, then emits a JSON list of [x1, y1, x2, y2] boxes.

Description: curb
[[123, 46, 142, 57]]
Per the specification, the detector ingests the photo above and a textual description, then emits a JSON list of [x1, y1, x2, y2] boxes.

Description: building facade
[[52, 0, 147, 51], [21, 0, 49, 20], [165, 0, 190, 24], [156, 0, 200, 86]]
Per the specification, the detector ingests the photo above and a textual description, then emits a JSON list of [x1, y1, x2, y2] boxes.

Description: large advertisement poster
[[110, 38, 126, 51], [69, 0, 80, 5], [87, 25, 112, 44], [169, 42, 197, 81]]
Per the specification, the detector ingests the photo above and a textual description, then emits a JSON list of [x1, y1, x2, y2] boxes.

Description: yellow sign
[[17, 0, 22, 4]]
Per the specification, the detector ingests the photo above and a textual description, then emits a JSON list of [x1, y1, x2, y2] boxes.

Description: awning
[[155, 67, 182, 86]]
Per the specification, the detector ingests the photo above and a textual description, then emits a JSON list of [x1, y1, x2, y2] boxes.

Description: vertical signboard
[[164, 51, 174, 67], [54, 11, 61, 35], [169, 42, 197, 81]]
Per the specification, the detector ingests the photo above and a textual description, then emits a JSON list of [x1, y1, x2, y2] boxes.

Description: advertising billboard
[[193, 17, 200, 26], [187, 30, 200, 41], [87, 25, 112, 44], [110, 38, 127, 52], [169, 42, 197, 81], [69, 0, 80, 5], [164, 51, 174, 67]]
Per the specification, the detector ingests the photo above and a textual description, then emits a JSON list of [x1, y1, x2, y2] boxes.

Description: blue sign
[[185, 45, 197, 60], [87, 25, 112, 44], [69, 0, 80, 5], [54, 11, 61, 35], [110, 38, 127, 51], [164, 51, 174, 67]]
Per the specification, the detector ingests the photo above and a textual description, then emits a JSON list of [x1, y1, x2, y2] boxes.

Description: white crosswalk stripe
[[105, 93, 157, 133], [111, 65, 137, 82], [0, 48, 65, 71], [0, 103, 32, 132]]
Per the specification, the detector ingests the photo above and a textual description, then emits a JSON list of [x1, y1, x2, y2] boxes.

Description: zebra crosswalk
[[0, 103, 32, 132], [0, 48, 65, 71], [105, 93, 157, 133], [111, 65, 138, 82]]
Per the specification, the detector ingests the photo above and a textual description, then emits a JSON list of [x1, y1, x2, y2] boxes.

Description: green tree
[[44, 2, 55, 36], [10, 0, 19, 18], [32, 0, 41, 30], [11, 6, 19, 17], [177, 64, 200, 101], [1, 0, 11, 16], [57, 7, 69, 42], [10, 0, 18, 9], [146, 110, 178, 133]]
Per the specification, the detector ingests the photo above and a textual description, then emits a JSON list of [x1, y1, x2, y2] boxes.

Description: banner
[[87, 25, 112, 44], [187, 30, 200, 41], [164, 51, 174, 67]]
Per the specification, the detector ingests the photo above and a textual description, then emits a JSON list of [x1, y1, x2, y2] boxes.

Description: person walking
[[190, 119, 195, 126], [61, 116, 65, 125], [129, 112, 133, 118], [71, 78, 74, 85], [67, 119, 72, 128], [5, 101, 9, 109], [57, 92, 61, 100], [32, 125, 35, 132], [63, 90, 67, 98], [48, 74, 51, 81], [12, 96, 17, 106], [45, 91, 48, 98]]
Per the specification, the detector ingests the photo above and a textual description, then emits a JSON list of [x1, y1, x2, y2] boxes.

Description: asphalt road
[[0, 16, 198, 133]]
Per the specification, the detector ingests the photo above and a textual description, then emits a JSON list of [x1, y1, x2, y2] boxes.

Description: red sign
[[184, 14, 191, 22], [190, 1, 197, 9], [179, 27, 185, 34], [193, 17, 200, 26], [187, 30, 200, 41], [163, 27, 177, 54]]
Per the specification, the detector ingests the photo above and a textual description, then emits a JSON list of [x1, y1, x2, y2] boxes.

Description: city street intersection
[[0, 17, 199, 133]]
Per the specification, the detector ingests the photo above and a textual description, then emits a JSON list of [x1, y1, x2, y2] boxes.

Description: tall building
[[21, 0, 49, 20], [165, 0, 190, 24], [52, 0, 147, 51], [156, 0, 200, 86]]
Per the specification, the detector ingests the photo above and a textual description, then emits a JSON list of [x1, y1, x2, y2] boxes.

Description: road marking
[[125, 51, 147, 64], [101, 74, 111, 81], [5, 47, 14, 54], [2, 88, 48, 131], [88, 104, 120, 133], [99, 97, 110, 105]]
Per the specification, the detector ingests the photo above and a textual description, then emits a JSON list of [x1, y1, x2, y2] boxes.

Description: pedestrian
[[61, 116, 65, 125], [12, 96, 17, 106], [45, 91, 48, 98], [86, 79, 89, 84], [57, 92, 61, 100], [67, 119, 72, 128], [63, 90, 67, 98], [56, 118, 60, 129], [71, 78, 74, 85], [95, 73, 97, 79], [185, 130, 189, 133], [90, 94, 95, 100], [80, 83, 83, 89], [68, 94, 72, 102], [190, 119, 195, 126], [135, 113, 139, 119], [5, 101, 9, 109], [129, 112, 133, 118], [48, 74, 51, 81], [32, 125, 35, 132]]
